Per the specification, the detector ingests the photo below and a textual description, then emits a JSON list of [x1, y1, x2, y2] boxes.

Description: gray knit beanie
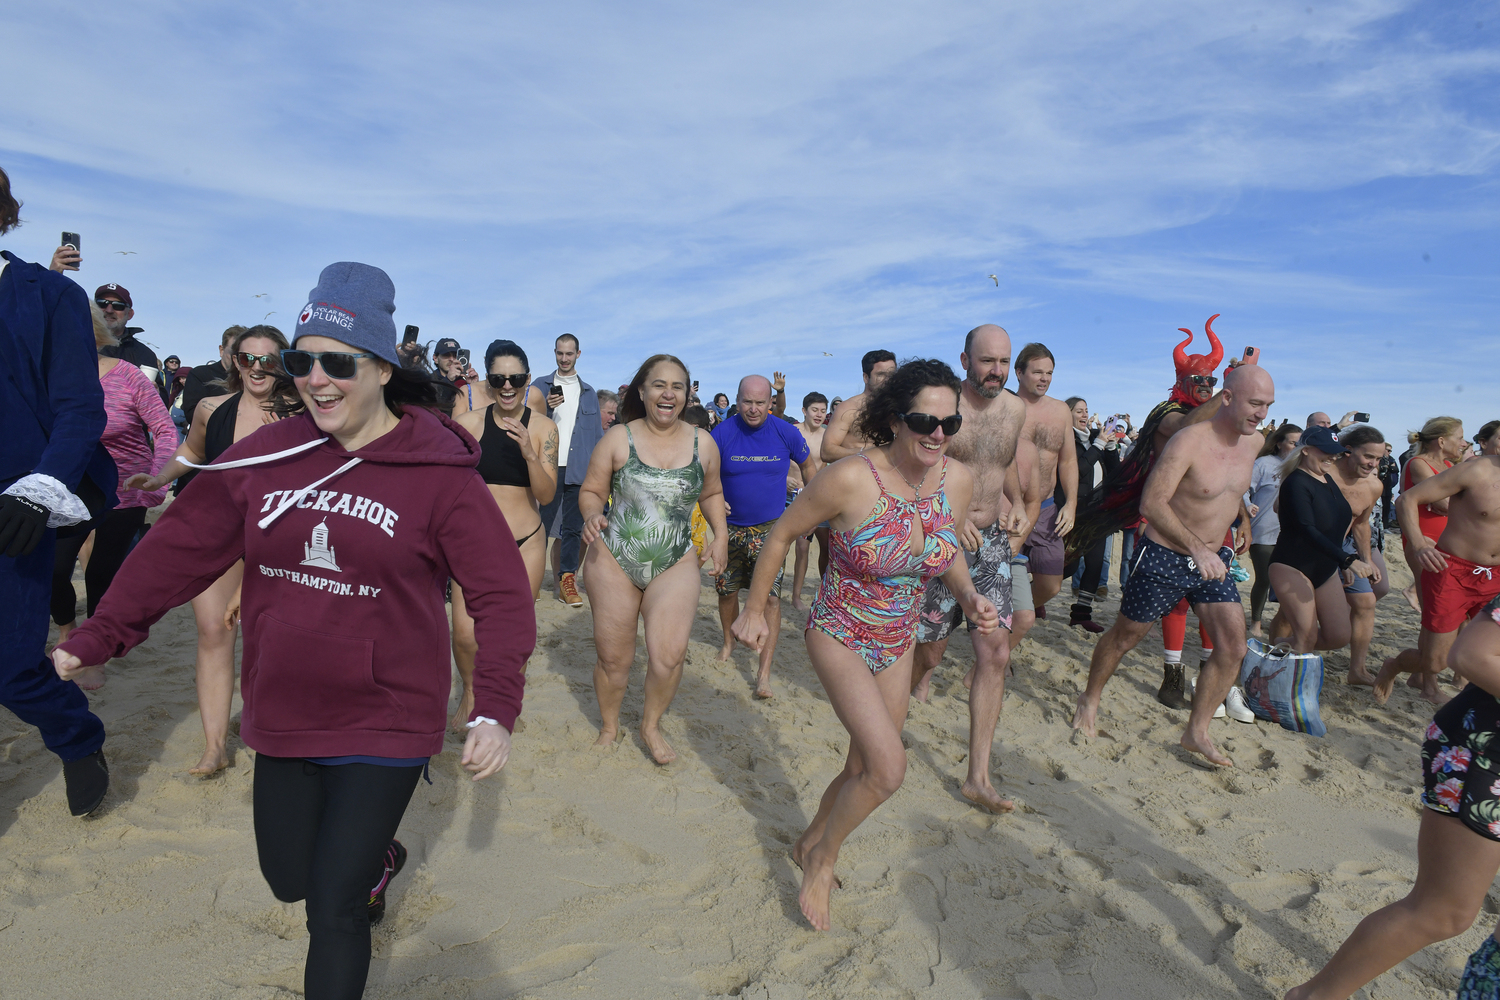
[[293, 262, 399, 364]]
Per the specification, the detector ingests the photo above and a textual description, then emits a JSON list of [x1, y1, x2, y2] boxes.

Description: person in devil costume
[[1067, 315, 1251, 709]]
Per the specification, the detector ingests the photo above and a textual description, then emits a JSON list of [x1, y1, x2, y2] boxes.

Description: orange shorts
[[1420, 550, 1500, 634]]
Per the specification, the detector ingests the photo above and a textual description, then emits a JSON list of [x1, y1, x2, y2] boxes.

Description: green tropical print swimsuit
[[603, 425, 704, 590]]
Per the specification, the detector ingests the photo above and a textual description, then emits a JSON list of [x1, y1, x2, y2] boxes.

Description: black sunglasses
[[899, 412, 963, 436], [1188, 375, 1218, 387], [487, 373, 530, 390], [95, 299, 129, 311], [280, 349, 377, 380], [234, 351, 281, 370]]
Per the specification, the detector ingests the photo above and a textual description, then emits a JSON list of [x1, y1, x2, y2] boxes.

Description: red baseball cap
[[94, 283, 132, 308]]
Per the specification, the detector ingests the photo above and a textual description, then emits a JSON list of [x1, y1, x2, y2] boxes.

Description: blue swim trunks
[[1119, 536, 1240, 623], [1341, 536, 1373, 595]]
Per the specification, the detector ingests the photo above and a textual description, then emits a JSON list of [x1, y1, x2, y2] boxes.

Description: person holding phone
[[531, 333, 604, 608], [449, 339, 558, 730]]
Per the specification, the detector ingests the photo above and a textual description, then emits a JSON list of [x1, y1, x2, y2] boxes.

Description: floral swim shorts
[[1422, 628, 1500, 842], [715, 520, 785, 598]]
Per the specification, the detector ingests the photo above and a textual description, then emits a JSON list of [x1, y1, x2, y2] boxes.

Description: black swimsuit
[[1270, 467, 1354, 587], [474, 405, 543, 547], [177, 392, 242, 494]]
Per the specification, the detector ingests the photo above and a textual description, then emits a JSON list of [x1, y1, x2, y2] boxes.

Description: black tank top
[[475, 405, 532, 487]]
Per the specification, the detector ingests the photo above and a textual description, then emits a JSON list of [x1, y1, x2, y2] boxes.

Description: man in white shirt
[[532, 334, 603, 607]]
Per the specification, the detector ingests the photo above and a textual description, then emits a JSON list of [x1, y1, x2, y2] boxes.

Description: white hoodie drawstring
[[176, 437, 365, 531]]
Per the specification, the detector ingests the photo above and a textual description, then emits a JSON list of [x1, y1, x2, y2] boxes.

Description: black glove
[[0, 494, 51, 558]]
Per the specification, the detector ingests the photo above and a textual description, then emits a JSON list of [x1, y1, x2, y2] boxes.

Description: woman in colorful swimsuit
[[1285, 594, 1500, 999], [732, 359, 997, 932], [449, 339, 559, 730], [578, 354, 728, 764]]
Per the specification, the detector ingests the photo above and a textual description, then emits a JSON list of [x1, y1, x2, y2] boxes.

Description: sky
[[4, 1, 1498, 441]]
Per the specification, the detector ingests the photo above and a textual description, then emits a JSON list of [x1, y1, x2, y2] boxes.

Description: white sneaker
[[1225, 686, 1256, 724], [1212, 701, 1227, 719], [1188, 676, 1228, 718]]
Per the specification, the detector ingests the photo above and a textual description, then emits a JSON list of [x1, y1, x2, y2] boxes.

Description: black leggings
[[1249, 543, 1275, 623], [253, 755, 421, 1000], [50, 505, 149, 625]]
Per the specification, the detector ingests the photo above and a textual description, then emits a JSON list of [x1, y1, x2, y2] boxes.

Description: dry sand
[[1, 538, 1491, 999]]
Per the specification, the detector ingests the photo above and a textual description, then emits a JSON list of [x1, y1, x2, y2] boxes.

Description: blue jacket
[[0, 251, 117, 508], [530, 371, 602, 486]]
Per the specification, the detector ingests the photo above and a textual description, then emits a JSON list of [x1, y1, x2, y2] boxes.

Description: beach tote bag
[[1238, 638, 1327, 737]]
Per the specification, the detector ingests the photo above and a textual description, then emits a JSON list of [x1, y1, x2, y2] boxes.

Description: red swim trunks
[[1421, 550, 1500, 634]]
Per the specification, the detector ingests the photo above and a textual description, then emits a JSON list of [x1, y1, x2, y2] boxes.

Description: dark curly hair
[[855, 358, 962, 447], [619, 354, 690, 424], [0, 166, 20, 236]]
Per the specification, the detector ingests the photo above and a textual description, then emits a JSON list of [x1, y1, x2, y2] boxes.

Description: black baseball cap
[[1303, 425, 1348, 456], [434, 337, 461, 355]]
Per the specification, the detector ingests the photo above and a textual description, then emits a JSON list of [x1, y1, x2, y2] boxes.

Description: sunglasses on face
[[279, 349, 376, 380], [95, 299, 129, 312], [899, 412, 963, 436], [487, 372, 530, 389], [1188, 375, 1218, 387], [234, 352, 281, 370]]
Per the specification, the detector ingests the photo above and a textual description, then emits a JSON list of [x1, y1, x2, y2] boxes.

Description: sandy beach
[[0, 538, 1488, 999]]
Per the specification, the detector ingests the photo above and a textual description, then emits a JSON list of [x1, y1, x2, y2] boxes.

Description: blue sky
[[4, 1, 1497, 439]]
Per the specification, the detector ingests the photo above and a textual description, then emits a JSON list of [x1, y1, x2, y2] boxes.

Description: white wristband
[[465, 716, 500, 729]]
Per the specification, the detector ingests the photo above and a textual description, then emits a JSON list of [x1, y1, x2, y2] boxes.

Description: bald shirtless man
[[1374, 445, 1500, 704], [820, 349, 897, 462], [1070, 365, 1275, 766], [910, 324, 1029, 813], [1013, 344, 1079, 617]]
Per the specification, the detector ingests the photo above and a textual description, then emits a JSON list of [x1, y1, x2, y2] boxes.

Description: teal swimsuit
[[602, 426, 704, 590]]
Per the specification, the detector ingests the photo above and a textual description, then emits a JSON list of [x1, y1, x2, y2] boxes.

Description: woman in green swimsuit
[[579, 354, 728, 764]]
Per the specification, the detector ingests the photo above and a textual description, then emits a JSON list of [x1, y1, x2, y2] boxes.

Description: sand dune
[[0, 539, 1488, 998]]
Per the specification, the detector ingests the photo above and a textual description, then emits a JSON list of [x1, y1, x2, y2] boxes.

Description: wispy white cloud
[[2, 0, 1497, 434]]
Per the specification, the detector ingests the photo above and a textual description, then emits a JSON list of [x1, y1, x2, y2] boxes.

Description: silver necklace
[[894, 461, 929, 500]]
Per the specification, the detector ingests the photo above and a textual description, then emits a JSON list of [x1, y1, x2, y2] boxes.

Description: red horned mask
[[1168, 314, 1224, 407]]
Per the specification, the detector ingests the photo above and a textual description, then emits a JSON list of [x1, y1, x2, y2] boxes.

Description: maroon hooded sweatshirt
[[60, 406, 534, 759]]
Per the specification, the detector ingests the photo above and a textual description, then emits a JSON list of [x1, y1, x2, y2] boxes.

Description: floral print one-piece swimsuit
[[602, 426, 704, 590], [808, 454, 959, 672]]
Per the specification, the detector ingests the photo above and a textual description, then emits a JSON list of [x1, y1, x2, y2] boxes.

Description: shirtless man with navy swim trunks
[[1070, 364, 1274, 766]]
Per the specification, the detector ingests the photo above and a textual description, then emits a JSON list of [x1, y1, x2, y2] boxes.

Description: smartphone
[[60, 231, 81, 269], [1241, 346, 1259, 365], [1354, 412, 1370, 423], [403, 324, 419, 344], [456, 348, 471, 372]]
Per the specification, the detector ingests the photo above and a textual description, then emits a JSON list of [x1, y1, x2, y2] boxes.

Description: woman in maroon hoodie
[[53, 263, 534, 1000]]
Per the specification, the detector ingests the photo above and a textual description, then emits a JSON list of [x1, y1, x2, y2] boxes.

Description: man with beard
[[911, 324, 1028, 812], [1071, 365, 1274, 767]]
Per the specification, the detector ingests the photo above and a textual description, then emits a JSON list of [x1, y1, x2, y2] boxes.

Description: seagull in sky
[[263, 311, 276, 320], [253, 293, 269, 298], [115, 250, 137, 255], [988, 274, 998, 286], [822, 352, 834, 356]]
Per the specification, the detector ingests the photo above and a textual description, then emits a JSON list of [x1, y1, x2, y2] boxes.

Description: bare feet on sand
[[791, 837, 844, 890], [1180, 731, 1233, 767], [791, 598, 806, 613], [74, 665, 106, 691], [1070, 695, 1099, 738], [592, 726, 620, 749], [1372, 658, 1399, 705], [640, 725, 677, 764], [797, 849, 838, 931], [1346, 668, 1377, 687], [717, 639, 734, 661], [911, 672, 933, 704], [961, 779, 1015, 813], [1401, 583, 1421, 612], [449, 688, 475, 733], [190, 744, 229, 776]]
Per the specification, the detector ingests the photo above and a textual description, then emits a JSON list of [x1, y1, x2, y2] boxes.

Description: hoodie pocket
[[249, 614, 398, 733]]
